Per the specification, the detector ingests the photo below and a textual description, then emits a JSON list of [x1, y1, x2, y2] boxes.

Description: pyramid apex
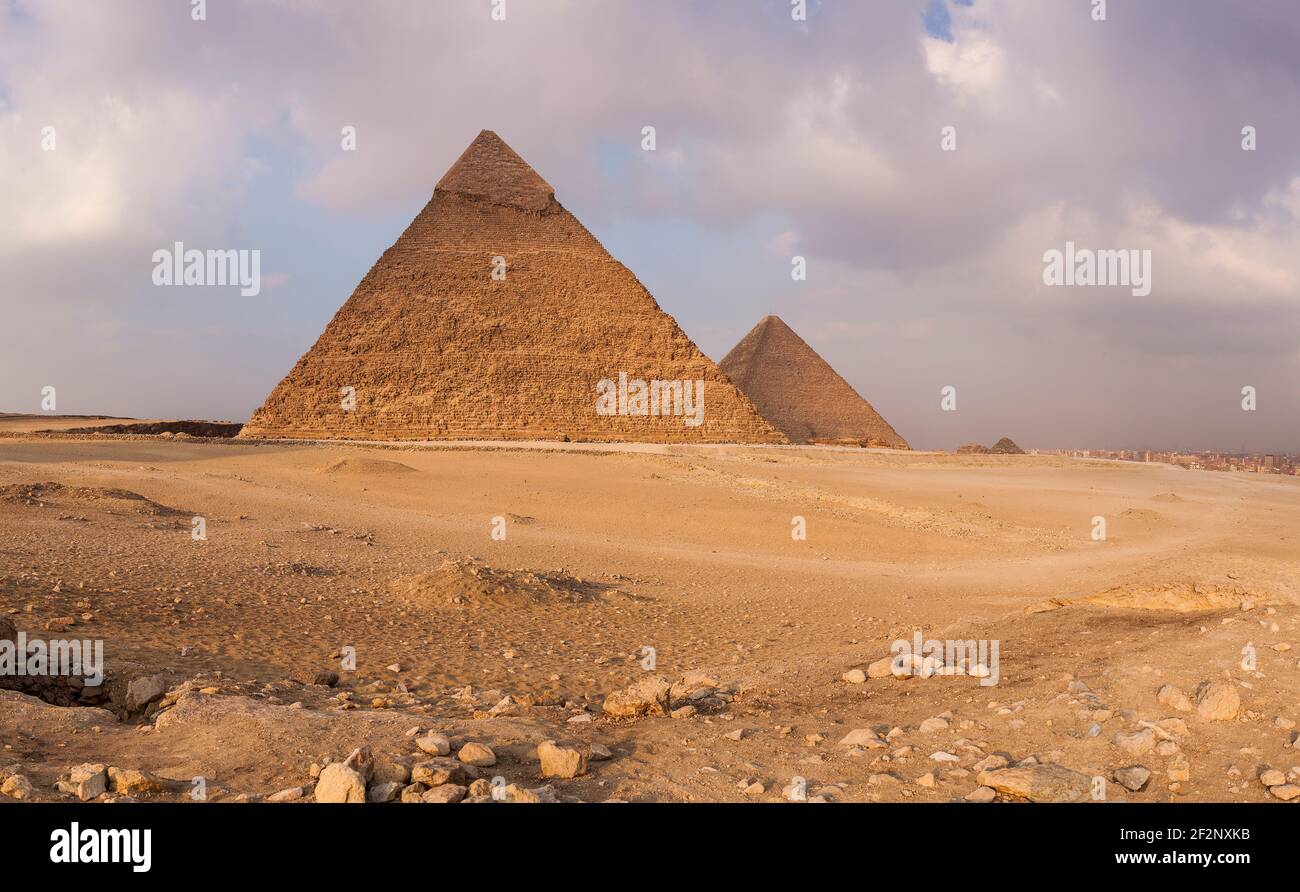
[[435, 130, 556, 211]]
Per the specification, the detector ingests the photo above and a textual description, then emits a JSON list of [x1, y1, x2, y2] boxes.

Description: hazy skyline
[[1, 0, 1297, 451]]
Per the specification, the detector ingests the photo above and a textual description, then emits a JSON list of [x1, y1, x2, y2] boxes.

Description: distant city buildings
[[1032, 448, 1299, 475]]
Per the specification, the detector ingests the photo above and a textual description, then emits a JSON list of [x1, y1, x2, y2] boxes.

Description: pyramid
[[988, 437, 1025, 454], [240, 131, 784, 444], [718, 315, 908, 448]]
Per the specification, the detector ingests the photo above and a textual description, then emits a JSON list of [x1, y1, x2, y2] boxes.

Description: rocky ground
[[0, 421, 1298, 804]]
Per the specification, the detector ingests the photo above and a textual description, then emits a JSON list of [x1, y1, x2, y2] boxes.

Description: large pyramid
[[241, 131, 783, 444], [718, 315, 908, 448]]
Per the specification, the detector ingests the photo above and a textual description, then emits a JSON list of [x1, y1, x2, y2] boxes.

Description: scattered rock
[[1113, 766, 1151, 792], [421, 783, 467, 804], [1113, 728, 1156, 756], [125, 674, 168, 712], [842, 669, 867, 684], [1, 774, 33, 800], [57, 763, 107, 801], [1259, 769, 1286, 787], [537, 740, 587, 779], [505, 783, 558, 803], [314, 763, 366, 803], [977, 764, 1092, 803], [107, 767, 174, 797], [1269, 784, 1300, 801], [1195, 682, 1240, 722], [415, 734, 451, 756], [411, 758, 465, 787], [342, 746, 374, 783], [603, 675, 672, 719], [965, 786, 996, 802], [267, 786, 305, 802], [839, 729, 886, 749], [1157, 684, 1192, 712], [457, 742, 496, 767], [366, 781, 404, 803]]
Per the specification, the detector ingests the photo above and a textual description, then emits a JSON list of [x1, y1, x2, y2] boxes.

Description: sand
[[1, 430, 1297, 803]]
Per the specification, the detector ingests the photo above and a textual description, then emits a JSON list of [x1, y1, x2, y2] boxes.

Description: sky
[[1, 0, 1297, 452]]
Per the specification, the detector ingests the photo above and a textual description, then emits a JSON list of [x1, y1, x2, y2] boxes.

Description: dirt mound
[[390, 558, 629, 609], [51, 420, 242, 438], [1083, 581, 1258, 612], [316, 457, 418, 476], [1151, 492, 1184, 502], [0, 482, 188, 516], [955, 443, 990, 454]]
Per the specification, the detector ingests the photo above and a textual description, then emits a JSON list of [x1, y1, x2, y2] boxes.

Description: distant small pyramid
[[988, 437, 1025, 454], [241, 131, 783, 444], [718, 315, 908, 448]]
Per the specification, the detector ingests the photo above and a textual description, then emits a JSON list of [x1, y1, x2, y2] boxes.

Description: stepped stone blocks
[[241, 131, 784, 444], [719, 315, 909, 449]]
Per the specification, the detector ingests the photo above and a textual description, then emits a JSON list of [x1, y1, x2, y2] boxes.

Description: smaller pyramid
[[718, 316, 908, 448], [988, 437, 1025, 454]]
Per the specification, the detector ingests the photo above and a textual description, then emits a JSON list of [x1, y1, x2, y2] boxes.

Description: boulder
[[1112, 766, 1151, 792], [313, 763, 366, 803], [976, 764, 1092, 803], [602, 676, 672, 719], [1195, 682, 1240, 721], [415, 733, 451, 756], [456, 742, 496, 767], [1157, 684, 1192, 712], [421, 784, 467, 804], [411, 758, 465, 787], [537, 740, 587, 779], [125, 674, 168, 712], [57, 763, 107, 801]]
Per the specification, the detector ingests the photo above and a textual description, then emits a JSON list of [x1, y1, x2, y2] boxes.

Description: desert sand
[[1, 423, 1298, 804]]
